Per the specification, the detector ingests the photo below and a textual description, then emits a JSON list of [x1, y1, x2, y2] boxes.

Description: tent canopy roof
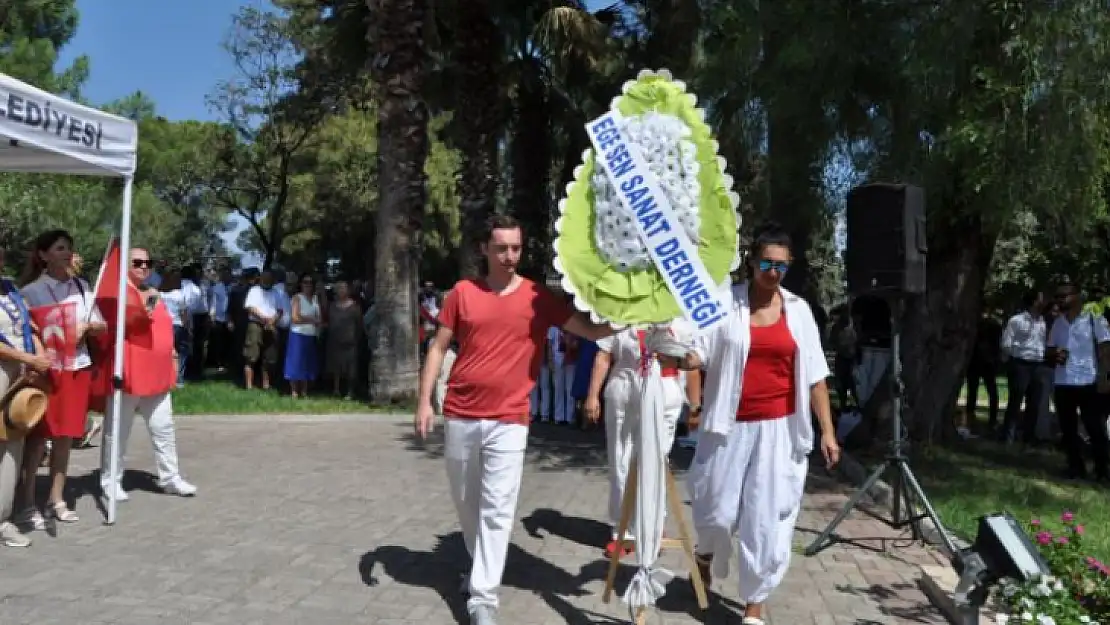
[[0, 72, 138, 177]]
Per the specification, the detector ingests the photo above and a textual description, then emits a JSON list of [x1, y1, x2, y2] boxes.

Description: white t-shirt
[[181, 279, 207, 316], [1047, 312, 1110, 386], [291, 294, 321, 336], [160, 289, 188, 327], [244, 285, 281, 323], [21, 274, 102, 371]]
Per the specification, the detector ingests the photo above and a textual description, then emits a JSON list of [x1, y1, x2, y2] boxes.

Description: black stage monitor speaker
[[845, 183, 927, 296]]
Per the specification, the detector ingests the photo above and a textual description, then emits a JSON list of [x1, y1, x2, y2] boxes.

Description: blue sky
[[57, 0, 259, 122]]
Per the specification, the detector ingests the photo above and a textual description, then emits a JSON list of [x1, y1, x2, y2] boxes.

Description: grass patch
[[915, 440, 1110, 562], [172, 380, 410, 415]]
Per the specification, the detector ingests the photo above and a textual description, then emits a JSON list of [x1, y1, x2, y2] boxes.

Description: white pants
[[605, 376, 682, 538], [552, 361, 574, 423], [530, 365, 551, 419], [688, 417, 807, 604], [445, 417, 529, 611], [99, 392, 183, 489], [0, 438, 23, 523]]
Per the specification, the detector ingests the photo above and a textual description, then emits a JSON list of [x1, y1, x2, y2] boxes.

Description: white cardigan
[[692, 282, 829, 457]]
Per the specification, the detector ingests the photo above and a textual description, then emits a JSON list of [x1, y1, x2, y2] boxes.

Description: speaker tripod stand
[[805, 297, 958, 558]]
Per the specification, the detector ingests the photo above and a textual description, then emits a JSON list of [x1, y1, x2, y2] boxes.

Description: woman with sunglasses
[[16, 230, 106, 528], [657, 223, 840, 625]]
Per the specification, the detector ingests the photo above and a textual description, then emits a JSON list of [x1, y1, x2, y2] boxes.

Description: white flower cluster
[[591, 111, 701, 272], [995, 577, 1098, 625]]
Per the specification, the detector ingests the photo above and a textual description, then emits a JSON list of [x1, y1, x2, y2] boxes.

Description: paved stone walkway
[[0, 415, 949, 624]]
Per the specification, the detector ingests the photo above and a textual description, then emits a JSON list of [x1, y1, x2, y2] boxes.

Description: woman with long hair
[[17, 230, 106, 528], [284, 273, 321, 398], [659, 223, 840, 625]]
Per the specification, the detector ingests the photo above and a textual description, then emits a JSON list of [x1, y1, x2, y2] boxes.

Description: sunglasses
[[131, 259, 153, 269], [758, 259, 790, 274]]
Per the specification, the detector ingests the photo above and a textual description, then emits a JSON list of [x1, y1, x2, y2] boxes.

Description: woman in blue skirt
[[284, 273, 322, 397]]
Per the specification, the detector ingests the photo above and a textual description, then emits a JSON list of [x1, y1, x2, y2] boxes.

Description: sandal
[[47, 501, 79, 523]]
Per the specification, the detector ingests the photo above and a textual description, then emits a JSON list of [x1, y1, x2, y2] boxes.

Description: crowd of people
[[145, 265, 378, 400], [415, 215, 838, 625], [827, 283, 1110, 483], [1, 230, 196, 549]]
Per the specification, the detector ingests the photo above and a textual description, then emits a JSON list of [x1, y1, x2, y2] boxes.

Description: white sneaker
[[102, 483, 129, 502], [0, 522, 31, 547], [161, 478, 197, 497], [469, 605, 497, 625], [15, 508, 45, 532]]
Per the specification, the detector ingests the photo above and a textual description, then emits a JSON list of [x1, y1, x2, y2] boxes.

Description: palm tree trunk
[[511, 70, 553, 281], [367, 0, 429, 402], [454, 0, 502, 277]]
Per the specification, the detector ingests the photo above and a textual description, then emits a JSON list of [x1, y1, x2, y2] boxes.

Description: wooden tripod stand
[[602, 455, 709, 624]]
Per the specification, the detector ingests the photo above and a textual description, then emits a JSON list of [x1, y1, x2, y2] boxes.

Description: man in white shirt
[[1046, 282, 1110, 482], [999, 291, 1050, 444], [243, 270, 282, 390], [180, 265, 208, 381], [207, 268, 232, 371]]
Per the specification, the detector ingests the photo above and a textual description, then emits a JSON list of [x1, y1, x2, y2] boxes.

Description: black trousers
[[188, 313, 209, 380], [1054, 384, 1109, 479], [206, 321, 233, 369], [966, 360, 1000, 426], [1001, 359, 1051, 443]]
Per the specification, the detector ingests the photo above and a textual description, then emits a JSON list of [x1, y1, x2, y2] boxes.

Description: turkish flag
[[87, 239, 149, 412], [28, 302, 78, 373]]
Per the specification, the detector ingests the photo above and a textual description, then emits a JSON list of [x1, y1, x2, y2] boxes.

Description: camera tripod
[[805, 297, 958, 558]]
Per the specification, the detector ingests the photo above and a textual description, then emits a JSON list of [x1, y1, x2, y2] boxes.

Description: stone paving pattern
[[0, 414, 950, 624]]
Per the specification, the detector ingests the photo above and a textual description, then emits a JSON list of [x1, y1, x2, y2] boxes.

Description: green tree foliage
[[0, 0, 88, 97], [207, 5, 324, 269]]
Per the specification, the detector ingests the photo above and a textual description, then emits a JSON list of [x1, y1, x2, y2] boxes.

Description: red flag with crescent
[[28, 302, 78, 373]]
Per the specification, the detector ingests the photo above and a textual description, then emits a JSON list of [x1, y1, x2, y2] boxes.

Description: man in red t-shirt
[[415, 215, 612, 625]]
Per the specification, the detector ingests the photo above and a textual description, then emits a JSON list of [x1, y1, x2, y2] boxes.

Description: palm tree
[[366, 0, 429, 401], [452, 0, 504, 277]]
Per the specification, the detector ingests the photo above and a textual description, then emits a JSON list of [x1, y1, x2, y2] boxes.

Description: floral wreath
[[553, 69, 741, 328]]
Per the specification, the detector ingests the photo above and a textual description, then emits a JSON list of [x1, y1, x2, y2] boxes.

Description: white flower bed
[[591, 111, 702, 272]]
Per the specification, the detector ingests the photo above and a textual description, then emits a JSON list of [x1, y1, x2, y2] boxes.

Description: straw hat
[[0, 377, 47, 441]]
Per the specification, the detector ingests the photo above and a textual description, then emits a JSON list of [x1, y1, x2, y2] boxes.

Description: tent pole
[[106, 175, 134, 525]]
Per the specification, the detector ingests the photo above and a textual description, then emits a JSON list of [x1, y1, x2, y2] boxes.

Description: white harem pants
[[605, 375, 683, 539], [687, 417, 808, 604], [445, 416, 529, 611]]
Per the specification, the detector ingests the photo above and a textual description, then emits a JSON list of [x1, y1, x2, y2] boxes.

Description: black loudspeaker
[[845, 183, 927, 296]]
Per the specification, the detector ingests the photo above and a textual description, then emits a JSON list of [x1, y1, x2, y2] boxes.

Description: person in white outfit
[[584, 321, 691, 557], [662, 224, 839, 625], [99, 248, 197, 501], [414, 215, 612, 625]]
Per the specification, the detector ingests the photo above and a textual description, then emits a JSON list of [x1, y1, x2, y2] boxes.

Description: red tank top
[[737, 315, 797, 421]]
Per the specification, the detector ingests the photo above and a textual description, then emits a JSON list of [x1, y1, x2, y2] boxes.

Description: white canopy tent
[[0, 71, 138, 525]]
